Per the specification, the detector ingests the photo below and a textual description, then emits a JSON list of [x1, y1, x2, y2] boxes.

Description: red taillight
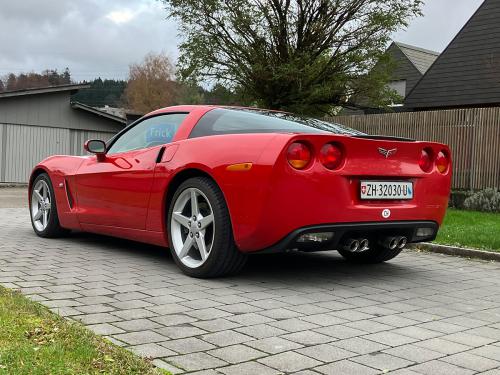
[[320, 143, 343, 170], [419, 148, 433, 172], [287, 142, 311, 169], [436, 150, 449, 173]]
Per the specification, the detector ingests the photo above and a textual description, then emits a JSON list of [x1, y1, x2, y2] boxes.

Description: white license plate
[[360, 181, 413, 200]]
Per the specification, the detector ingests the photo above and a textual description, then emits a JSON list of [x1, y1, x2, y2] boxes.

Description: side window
[[107, 113, 188, 155]]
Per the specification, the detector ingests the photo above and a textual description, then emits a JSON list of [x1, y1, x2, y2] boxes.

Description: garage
[[0, 84, 126, 183]]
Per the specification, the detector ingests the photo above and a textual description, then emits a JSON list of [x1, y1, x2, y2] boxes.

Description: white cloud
[[0, 0, 179, 82], [106, 9, 136, 24]]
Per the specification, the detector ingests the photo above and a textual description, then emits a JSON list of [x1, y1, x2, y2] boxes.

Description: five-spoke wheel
[[29, 173, 67, 237], [31, 179, 52, 232], [167, 177, 247, 278], [170, 187, 215, 269]]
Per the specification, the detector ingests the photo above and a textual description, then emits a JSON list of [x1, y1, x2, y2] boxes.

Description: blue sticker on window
[[146, 124, 175, 144]]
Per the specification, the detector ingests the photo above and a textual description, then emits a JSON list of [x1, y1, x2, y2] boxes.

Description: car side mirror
[[84, 139, 107, 160]]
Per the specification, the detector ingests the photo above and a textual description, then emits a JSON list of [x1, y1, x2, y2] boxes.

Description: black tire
[[338, 243, 402, 264], [29, 173, 69, 238], [167, 177, 247, 278]]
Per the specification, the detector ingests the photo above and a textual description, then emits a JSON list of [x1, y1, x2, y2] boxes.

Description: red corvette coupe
[[29, 105, 451, 277]]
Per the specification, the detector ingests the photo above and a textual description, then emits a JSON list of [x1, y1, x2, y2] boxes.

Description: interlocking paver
[[407, 360, 476, 375], [162, 337, 216, 354], [151, 314, 198, 326], [268, 318, 320, 332], [201, 330, 254, 346], [191, 318, 241, 332], [315, 359, 379, 375], [87, 323, 126, 335], [413, 337, 472, 354], [112, 318, 162, 331], [382, 343, 444, 362], [362, 330, 418, 346], [130, 343, 176, 358], [281, 330, 333, 345], [235, 323, 288, 339], [351, 352, 414, 371], [258, 350, 322, 372], [246, 336, 303, 354], [113, 330, 168, 345], [2, 206, 500, 374], [442, 351, 500, 372], [157, 325, 208, 339], [208, 344, 265, 363], [297, 343, 355, 362], [330, 336, 389, 354], [151, 359, 185, 374], [74, 313, 121, 325], [168, 352, 227, 372], [390, 325, 442, 340], [314, 324, 367, 339], [442, 331, 497, 347], [468, 344, 500, 361], [218, 361, 280, 375]]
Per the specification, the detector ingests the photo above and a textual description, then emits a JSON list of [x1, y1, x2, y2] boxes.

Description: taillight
[[419, 148, 433, 172], [287, 142, 311, 169], [320, 143, 343, 170], [436, 150, 449, 173]]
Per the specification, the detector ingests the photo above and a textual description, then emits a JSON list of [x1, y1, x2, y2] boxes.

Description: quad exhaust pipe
[[343, 236, 407, 253]]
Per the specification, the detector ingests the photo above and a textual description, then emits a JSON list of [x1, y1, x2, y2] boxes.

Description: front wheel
[[167, 177, 247, 278], [30, 173, 68, 238]]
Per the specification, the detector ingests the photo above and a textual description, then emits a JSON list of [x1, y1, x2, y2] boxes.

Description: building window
[[387, 80, 407, 99]]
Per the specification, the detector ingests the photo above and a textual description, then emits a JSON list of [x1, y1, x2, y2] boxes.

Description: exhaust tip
[[358, 238, 369, 252], [342, 239, 360, 253], [397, 236, 408, 249], [389, 238, 398, 250], [380, 236, 399, 250]]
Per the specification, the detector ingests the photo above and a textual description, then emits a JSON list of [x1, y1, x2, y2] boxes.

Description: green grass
[[435, 208, 500, 251], [0, 286, 168, 375]]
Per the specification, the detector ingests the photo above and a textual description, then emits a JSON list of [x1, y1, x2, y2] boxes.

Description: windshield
[[189, 108, 363, 138]]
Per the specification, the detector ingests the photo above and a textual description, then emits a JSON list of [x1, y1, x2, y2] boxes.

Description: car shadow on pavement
[[59, 231, 408, 282]]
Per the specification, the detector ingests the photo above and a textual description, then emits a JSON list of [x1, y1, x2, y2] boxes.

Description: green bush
[[449, 190, 473, 209], [463, 188, 500, 213]]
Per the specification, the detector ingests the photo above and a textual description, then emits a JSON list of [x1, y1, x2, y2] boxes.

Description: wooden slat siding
[[326, 107, 500, 190]]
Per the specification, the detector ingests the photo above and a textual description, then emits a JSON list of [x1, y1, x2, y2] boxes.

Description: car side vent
[[65, 179, 74, 209], [156, 146, 166, 163]]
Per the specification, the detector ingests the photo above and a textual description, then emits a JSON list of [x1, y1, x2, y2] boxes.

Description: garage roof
[[0, 83, 90, 99]]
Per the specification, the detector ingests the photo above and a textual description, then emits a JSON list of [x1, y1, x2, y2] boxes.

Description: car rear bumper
[[256, 220, 438, 254]]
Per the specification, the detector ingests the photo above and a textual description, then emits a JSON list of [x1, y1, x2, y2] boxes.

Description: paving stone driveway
[[1, 207, 500, 374]]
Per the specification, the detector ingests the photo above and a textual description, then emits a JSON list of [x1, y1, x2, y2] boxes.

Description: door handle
[[158, 144, 179, 163]]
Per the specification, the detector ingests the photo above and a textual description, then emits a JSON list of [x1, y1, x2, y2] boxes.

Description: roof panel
[[405, 0, 500, 108], [394, 42, 440, 74]]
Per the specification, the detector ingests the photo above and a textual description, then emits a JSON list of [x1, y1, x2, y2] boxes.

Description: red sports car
[[29, 105, 452, 277]]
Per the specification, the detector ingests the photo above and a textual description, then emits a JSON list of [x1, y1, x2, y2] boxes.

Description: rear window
[[189, 108, 363, 138]]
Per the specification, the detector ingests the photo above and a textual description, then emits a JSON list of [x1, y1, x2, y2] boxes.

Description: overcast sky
[[0, 0, 485, 83]]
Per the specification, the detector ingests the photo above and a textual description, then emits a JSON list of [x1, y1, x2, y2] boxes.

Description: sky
[[0, 0, 485, 83]]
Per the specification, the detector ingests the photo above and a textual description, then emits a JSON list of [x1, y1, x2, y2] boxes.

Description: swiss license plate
[[360, 181, 413, 200]]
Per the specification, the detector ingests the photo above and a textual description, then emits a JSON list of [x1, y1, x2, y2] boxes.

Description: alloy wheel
[[31, 180, 51, 231], [170, 187, 215, 268]]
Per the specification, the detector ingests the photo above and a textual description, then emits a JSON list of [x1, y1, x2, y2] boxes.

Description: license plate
[[360, 181, 413, 200]]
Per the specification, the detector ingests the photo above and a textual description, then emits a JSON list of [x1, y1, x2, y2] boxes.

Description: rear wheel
[[338, 243, 402, 263], [30, 173, 68, 238], [167, 177, 247, 278]]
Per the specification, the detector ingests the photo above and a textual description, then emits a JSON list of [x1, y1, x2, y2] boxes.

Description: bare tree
[[125, 52, 179, 113]]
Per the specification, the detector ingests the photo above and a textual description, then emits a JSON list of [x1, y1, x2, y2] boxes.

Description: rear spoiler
[[353, 135, 416, 142]]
